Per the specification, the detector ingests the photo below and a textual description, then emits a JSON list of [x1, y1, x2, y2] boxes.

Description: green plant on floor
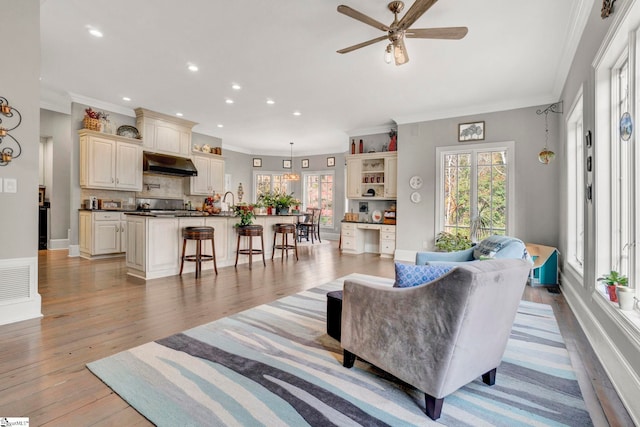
[[234, 203, 255, 227], [434, 231, 473, 252]]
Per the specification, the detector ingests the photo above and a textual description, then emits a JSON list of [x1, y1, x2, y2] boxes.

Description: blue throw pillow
[[394, 262, 453, 288]]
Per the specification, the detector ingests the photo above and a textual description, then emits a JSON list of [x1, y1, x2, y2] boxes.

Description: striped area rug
[[87, 273, 593, 426]]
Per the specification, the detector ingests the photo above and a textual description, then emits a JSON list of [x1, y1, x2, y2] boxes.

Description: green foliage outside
[[434, 231, 473, 252]]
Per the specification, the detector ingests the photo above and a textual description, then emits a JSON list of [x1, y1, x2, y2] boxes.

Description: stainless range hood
[[143, 152, 198, 177]]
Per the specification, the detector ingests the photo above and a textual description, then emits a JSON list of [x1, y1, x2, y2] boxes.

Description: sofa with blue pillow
[[415, 235, 532, 266]]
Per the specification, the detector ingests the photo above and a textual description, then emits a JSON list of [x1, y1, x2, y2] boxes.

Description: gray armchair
[[341, 258, 532, 420]]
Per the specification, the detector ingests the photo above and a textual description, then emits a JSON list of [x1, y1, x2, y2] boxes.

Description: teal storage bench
[[526, 243, 559, 286]]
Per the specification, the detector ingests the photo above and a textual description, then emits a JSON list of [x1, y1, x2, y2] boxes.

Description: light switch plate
[[4, 178, 17, 193]]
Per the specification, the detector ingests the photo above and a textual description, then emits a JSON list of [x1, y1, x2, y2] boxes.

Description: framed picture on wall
[[301, 159, 309, 168], [253, 158, 262, 167], [327, 157, 335, 167], [458, 121, 485, 142], [283, 159, 292, 169]]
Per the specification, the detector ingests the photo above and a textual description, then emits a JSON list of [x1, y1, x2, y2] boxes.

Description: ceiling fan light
[[384, 44, 393, 64], [393, 39, 409, 65]]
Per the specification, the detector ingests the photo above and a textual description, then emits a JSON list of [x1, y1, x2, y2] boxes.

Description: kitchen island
[[125, 213, 299, 279]]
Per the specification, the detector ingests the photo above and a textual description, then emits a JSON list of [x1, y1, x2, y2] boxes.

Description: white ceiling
[[39, 0, 586, 156]]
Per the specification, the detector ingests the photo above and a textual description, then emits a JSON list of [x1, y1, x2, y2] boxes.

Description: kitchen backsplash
[[81, 174, 225, 210]]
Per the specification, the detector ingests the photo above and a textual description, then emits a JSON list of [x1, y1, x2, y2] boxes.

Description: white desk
[[341, 222, 396, 258]]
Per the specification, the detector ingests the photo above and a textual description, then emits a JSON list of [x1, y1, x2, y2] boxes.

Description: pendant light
[[536, 101, 563, 164], [283, 142, 300, 181]]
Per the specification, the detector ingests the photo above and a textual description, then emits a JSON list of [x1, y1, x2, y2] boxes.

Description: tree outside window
[[439, 145, 511, 242], [303, 173, 334, 227]]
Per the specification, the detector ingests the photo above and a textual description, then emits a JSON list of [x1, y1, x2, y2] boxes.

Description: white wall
[[558, 0, 640, 422]]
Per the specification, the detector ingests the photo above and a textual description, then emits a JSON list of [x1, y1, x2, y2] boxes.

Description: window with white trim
[[435, 142, 515, 241], [594, 16, 640, 306], [253, 172, 292, 201], [566, 90, 584, 276], [303, 172, 334, 227]]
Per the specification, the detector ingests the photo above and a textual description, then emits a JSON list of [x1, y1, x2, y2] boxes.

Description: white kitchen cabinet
[[346, 158, 362, 199], [79, 211, 127, 258], [189, 154, 225, 195], [79, 130, 142, 191], [340, 222, 395, 258], [135, 108, 196, 157], [345, 152, 397, 200], [126, 216, 145, 270]]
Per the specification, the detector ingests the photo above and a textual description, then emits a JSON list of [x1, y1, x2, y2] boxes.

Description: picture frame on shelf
[[38, 187, 45, 206], [327, 157, 335, 167], [283, 159, 292, 169], [253, 158, 262, 167], [301, 159, 309, 168], [458, 121, 485, 142]]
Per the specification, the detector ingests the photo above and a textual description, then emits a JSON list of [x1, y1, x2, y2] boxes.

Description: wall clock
[[409, 175, 423, 189]]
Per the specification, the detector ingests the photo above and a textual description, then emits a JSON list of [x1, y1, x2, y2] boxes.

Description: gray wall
[[40, 109, 72, 242], [396, 105, 560, 253], [0, 0, 40, 260]]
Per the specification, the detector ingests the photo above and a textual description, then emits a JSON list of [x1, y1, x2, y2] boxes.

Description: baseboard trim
[[560, 272, 640, 425], [48, 239, 69, 250], [68, 245, 80, 257]]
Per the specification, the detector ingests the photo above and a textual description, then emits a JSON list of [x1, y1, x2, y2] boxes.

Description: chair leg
[[482, 368, 497, 386], [234, 234, 241, 268], [248, 235, 253, 270], [425, 394, 444, 420], [271, 231, 276, 260], [261, 233, 266, 266], [211, 237, 217, 275], [343, 350, 356, 368], [195, 240, 202, 278], [179, 238, 187, 275], [293, 230, 298, 260]]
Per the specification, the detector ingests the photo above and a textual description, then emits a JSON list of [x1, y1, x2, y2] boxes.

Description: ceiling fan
[[336, 0, 468, 66]]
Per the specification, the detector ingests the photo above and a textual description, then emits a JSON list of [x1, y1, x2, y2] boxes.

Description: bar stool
[[235, 225, 266, 269], [272, 223, 298, 261], [180, 226, 217, 278]]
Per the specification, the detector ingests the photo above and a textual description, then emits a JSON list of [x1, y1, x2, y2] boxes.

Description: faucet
[[222, 191, 234, 214]]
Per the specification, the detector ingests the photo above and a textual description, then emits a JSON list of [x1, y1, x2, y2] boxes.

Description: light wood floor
[[0, 243, 632, 426]]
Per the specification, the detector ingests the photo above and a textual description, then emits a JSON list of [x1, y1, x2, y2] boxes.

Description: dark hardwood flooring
[[0, 243, 632, 426]]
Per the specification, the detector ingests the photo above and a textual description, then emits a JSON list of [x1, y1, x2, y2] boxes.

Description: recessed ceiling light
[[231, 83, 241, 90], [225, 99, 234, 104], [176, 112, 184, 117], [266, 99, 275, 105], [217, 124, 224, 128], [89, 28, 103, 38], [187, 64, 198, 72], [122, 97, 131, 102], [293, 111, 302, 116]]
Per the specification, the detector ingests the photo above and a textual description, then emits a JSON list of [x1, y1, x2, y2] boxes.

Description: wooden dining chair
[[297, 208, 322, 243]]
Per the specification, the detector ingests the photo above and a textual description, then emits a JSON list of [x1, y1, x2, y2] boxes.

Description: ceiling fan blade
[[393, 38, 409, 65], [337, 5, 389, 32], [397, 0, 438, 31], [406, 27, 468, 40], [337, 35, 388, 54]]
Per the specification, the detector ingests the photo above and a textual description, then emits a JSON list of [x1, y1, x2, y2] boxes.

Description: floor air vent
[[0, 264, 31, 303]]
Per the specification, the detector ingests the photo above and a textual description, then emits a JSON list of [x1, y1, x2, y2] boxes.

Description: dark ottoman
[[326, 290, 343, 341]]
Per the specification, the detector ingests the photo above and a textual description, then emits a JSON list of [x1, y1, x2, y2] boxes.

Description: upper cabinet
[[135, 108, 197, 157], [79, 130, 143, 191], [189, 153, 225, 195], [345, 152, 397, 200]]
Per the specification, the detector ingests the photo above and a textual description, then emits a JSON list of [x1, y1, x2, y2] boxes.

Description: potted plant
[[597, 271, 628, 304], [274, 191, 296, 215], [257, 192, 276, 215], [234, 203, 255, 227], [434, 231, 473, 252]]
